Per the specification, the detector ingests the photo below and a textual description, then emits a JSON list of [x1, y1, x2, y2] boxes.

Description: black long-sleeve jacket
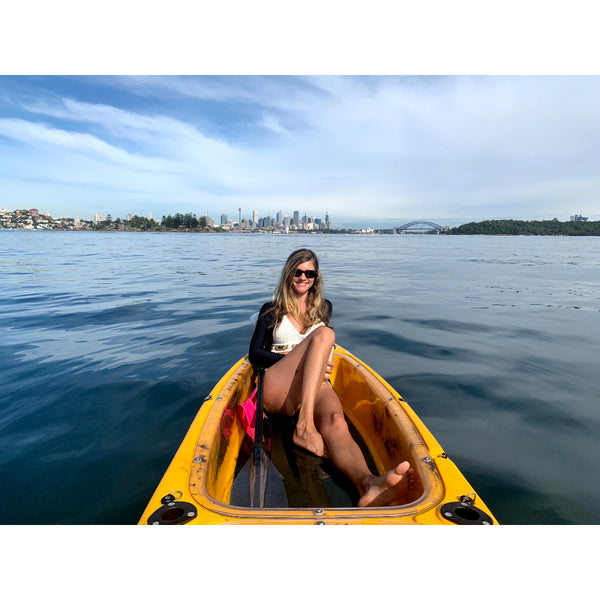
[[248, 300, 333, 370]]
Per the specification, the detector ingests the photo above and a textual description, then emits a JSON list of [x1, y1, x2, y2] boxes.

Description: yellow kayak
[[139, 345, 498, 525]]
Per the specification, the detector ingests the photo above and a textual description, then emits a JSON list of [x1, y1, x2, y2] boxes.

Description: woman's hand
[[323, 350, 334, 381]]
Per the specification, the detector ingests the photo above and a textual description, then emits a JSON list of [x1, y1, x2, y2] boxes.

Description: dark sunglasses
[[294, 269, 317, 279]]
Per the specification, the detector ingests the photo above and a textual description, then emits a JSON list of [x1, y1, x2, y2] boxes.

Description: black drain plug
[[441, 495, 494, 525]]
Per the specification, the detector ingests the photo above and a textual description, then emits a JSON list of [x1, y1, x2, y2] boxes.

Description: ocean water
[[1, 231, 598, 524]]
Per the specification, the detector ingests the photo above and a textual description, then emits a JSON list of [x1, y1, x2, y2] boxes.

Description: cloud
[[1, 95, 259, 199], [0, 117, 137, 163], [21, 97, 226, 153], [259, 114, 287, 134]]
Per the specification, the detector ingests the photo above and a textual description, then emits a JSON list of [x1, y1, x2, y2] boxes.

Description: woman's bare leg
[[263, 326, 336, 456], [313, 383, 416, 506], [263, 328, 416, 506], [313, 383, 372, 483]]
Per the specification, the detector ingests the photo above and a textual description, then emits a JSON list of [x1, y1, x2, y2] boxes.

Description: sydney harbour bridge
[[393, 220, 446, 234]]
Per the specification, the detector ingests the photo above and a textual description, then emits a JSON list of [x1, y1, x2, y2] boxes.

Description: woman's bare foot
[[293, 422, 329, 457], [357, 461, 416, 507]]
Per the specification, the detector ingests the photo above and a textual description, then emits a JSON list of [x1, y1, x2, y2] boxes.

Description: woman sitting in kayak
[[249, 248, 415, 507]]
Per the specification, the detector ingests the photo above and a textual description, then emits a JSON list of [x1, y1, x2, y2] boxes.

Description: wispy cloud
[[0, 117, 147, 165]]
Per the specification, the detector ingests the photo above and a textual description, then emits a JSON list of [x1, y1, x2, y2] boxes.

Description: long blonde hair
[[268, 248, 330, 333]]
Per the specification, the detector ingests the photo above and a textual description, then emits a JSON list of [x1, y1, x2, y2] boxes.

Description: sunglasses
[[294, 269, 317, 279]]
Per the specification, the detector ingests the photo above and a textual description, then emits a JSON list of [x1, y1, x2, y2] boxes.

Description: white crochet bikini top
[[271, 314, 324, 353]]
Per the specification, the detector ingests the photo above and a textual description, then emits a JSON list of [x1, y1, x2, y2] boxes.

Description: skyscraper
[[221, 213, 228, 225], [293, 211, 300, 228]]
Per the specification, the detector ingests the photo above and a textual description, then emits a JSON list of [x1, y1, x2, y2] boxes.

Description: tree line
[[446, 219, 600, 236], [94, 213, 211, 231], [161, 213, 208, 230]]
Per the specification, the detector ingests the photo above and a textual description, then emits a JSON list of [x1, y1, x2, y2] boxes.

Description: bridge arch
[[395, 220, 444, 234]]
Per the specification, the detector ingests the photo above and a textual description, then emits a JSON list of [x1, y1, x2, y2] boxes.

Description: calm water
[[1, 231, 598, 524]]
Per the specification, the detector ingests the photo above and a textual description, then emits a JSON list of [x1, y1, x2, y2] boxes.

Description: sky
[[1, 2, 600, 228], [1, 75, 600, 227]]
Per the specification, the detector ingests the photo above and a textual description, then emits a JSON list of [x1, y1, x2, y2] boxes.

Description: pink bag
[[237, 387, 258, 441]]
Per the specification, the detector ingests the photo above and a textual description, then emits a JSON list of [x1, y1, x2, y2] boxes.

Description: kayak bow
[[140, 345, 498, 525]]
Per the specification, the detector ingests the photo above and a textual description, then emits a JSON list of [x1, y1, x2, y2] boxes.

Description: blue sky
[[2, 75, 600, 227]]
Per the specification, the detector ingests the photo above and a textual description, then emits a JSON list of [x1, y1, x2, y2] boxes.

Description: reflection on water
[[0, 231, 599, 524]]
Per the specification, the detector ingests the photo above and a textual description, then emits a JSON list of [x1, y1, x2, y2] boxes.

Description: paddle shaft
[[249, 367, 266, 507], [229, 367, 287, 508], [253, 368, 265, 459]]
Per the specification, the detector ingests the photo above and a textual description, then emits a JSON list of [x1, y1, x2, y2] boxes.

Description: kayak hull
[[139, 346, 498, 525]]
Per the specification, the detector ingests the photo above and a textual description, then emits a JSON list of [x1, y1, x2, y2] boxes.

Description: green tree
[[446, 219, 600, 236]]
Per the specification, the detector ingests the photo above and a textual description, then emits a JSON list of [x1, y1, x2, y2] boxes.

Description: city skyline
[[2, 200, 594, 231], [217, 208, 331, 229], [2, 76, 600, 224]]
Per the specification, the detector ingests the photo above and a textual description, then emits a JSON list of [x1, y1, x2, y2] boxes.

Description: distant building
[[221, 213, 228, 225], [570, 214, 589, 222]]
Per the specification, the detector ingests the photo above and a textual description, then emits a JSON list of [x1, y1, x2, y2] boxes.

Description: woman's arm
[[325, 299, 333, 325], [248, 303, 285, 370]]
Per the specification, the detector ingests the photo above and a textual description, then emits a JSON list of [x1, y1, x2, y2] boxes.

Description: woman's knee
[[320, 411, 349, 438], [313, 325, 335, 345]]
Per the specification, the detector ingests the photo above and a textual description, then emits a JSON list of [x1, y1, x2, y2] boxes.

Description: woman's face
[[291, 260, 316, 297]]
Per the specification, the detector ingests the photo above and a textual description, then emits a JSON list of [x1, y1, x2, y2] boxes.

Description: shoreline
[[3, 229, 600, 237]]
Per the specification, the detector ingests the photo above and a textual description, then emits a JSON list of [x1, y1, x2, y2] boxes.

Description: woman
[[249, 248, 415, 507]]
